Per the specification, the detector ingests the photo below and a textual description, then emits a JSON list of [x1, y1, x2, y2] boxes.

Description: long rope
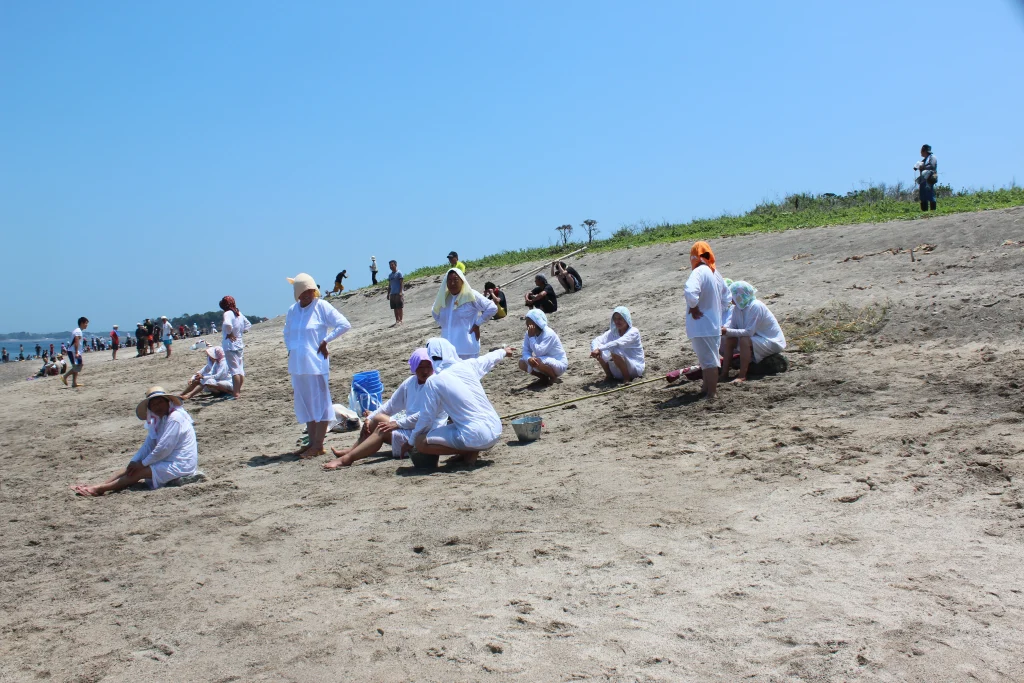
[[500, 375, 668, 421]]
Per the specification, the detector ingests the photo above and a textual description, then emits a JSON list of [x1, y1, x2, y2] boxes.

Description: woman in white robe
[[411, 337, 512, 466], [590, 306, 645, 382], [220, 295, 251, 399], [683, 241, 731, 399], [720, 280, 787, 383], [432, 268, 498, 360], [181, 346, 233, 399], [283, 273, 352, 458], [72, 386, 199, 496], [519, 309, 568, 384], [323, 348, 449, 469]]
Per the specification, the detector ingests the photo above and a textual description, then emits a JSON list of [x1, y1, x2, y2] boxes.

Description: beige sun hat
[[286, 273, 319, 301], [135, 385, 184, 420]]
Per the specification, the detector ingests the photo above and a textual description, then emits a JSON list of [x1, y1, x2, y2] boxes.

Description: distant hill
[[0, 331, 71, 341]]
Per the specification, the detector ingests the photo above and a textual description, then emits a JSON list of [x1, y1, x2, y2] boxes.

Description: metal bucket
[[409, 449, 438, 469], [511, 416, 542, 442]]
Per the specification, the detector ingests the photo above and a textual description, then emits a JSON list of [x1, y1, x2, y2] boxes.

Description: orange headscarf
[[690, 241, 716, 272]]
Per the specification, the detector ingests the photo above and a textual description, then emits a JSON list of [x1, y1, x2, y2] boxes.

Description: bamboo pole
[[500, 375, 668, 421], [499, 246, 588, 289]]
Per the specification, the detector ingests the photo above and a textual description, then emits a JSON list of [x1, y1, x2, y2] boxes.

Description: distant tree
[[555, 224, 573, 247], [581, 219, 599, 244]]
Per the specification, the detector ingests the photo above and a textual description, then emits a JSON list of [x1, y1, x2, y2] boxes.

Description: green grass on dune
[[395, 185, 1024, 282]]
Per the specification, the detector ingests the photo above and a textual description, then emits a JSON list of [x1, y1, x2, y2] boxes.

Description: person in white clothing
[[160, 316, 174, 358], [411, 337, 513, 466], [219, 295, 251, 399], [323, 348, 449, 469], [720, 281, 787, 383], [283, 273, 352, 458], [683, 241, 731, 400], [180, 346, 234, 399], [590, 306, 645, 383], [519, 309, 568, 385], [192, 322, 200, 336], [72, 386, 198, 496], [432, 268, 498, 360]]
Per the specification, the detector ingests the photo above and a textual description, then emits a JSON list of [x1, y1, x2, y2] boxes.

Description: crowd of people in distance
[[70, 238, 792, 496]]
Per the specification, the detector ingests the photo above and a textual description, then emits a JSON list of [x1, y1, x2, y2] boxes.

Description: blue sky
[[2, 1, 1022, 332]]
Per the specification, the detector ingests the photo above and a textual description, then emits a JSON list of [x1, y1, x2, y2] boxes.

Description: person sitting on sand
[[551, 261, 583, 293], [483, 282, 508, 320], [72, 386, 198, 496], [519, 309, 567, 384], [590, 306, 645, 383], [525, 274, 558, 314], [284, 273, 352, 458], [719, 281, 787, 384], [410, 337, 513, 466], [684, 241, 731, 400], [180, 346, 234, 399], [432, 268, 498, 360], [323, 348, 449, 469]]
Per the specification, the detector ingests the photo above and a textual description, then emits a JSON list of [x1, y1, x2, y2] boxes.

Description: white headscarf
[[525, 309, 548, 330], [425, 337, 461, 373], [431, 268, 478, 317]]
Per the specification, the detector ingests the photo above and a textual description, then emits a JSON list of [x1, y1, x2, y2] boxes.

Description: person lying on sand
[[180, 346, 234, 399], [323, 349, 449, 469], [410, 338, 513, 466], [590, 306, 645, 383], [684, 241, 731, 400], [518, 310, 567, 385], [72, 386, 198, 496], [720, 281, 787, 384]]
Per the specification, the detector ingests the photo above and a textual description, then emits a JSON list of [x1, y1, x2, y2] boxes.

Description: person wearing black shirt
[[525, 275, 558, 314], [551, 261, 583, 293], [483, 282, 508, 319]]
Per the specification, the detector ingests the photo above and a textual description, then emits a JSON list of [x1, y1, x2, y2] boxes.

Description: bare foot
[[73, 484, 101, 497], [330, 446, 351, 457], [298, 447, 326, 460], [446, 452, 479, 466], [322, 455, 353, 470], [61, 375, 68, 386], [731, 377, 747, 384]]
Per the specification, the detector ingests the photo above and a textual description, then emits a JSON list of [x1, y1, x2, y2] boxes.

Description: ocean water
[[1, 337, 90, 358]]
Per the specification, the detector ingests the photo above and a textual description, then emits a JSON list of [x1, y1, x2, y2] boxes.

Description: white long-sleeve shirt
[[222, 311, 251, 351], [411, 349, 506, 449], [199, 358, 231, 384], [684, 265, 730, 338], [371, 374, 449, 431], [522, 326, 568, 364], [724, 300, 786, 348], [283, 299, 352, 375], [591, 326, 645, 370], [130, 409, 198, 471], [433, 292, 498, 358]]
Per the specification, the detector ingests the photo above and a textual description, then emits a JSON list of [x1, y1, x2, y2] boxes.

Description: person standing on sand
[[283, 273, 352, 458], [590, 307, 645, 383], [193, 322, 200, 337], [432, 268, 498, 360], [370, 256, 379, 285], [331, 270, 349, 296], [323, 348, 449, 469], [388, 260, 404, 326], [220, 295, 251, 399], [160, 316, 174, 358], [447, 251, 467, 273], [683, 241, 731, 400], [410, 337, 512, 466], [72, 386, 199, 496], [110, 325, 119, 360], [915, 144, 938, 212], [61, 317, 89, 387]]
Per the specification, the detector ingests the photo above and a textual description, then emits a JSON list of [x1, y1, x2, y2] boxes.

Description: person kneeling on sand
[[323, 348, 450, 469], [719, 280, 787, 384], [72, 386, 198, 496], [181, 346, 234, 399], [410, 338, 513, 466], [519, 309, 567, 385], [590, 306, 645, 383]]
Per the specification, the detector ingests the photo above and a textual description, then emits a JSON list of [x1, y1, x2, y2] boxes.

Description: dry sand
[[2, 206, 1024, 682]]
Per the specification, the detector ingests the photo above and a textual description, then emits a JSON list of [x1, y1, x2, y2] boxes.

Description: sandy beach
[[2, 206, 1023, 681]]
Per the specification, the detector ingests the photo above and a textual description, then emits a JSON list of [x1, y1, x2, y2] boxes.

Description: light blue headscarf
[[729, 281, 758, 310], [611, 306, 632, 330], [425, 337, 460, 373], [525, 309, 548, 330]]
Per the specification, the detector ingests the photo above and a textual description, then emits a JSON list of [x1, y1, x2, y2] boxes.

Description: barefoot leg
[[737, 337, 753, 381], [324, 431, 385, 469]]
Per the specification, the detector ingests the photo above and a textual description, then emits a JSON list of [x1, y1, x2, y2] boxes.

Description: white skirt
[[224, 349, 244, 376], [148, 455, 198, 489], [529, 355, 568, 377], [599, 349, 645, 379], [291, 374, 333, 423]]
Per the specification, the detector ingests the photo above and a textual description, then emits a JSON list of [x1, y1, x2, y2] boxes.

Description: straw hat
[[135, 385, 184, 420], [286, 273, 319, 301]]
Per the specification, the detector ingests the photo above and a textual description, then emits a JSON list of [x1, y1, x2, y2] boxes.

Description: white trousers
[[291, 374, 333, 423]]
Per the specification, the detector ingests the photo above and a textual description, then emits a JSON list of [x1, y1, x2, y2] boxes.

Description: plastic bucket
[[409, 449, 438, 469], [349, 371, 384, 414], [511, 416, 542, 442]]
